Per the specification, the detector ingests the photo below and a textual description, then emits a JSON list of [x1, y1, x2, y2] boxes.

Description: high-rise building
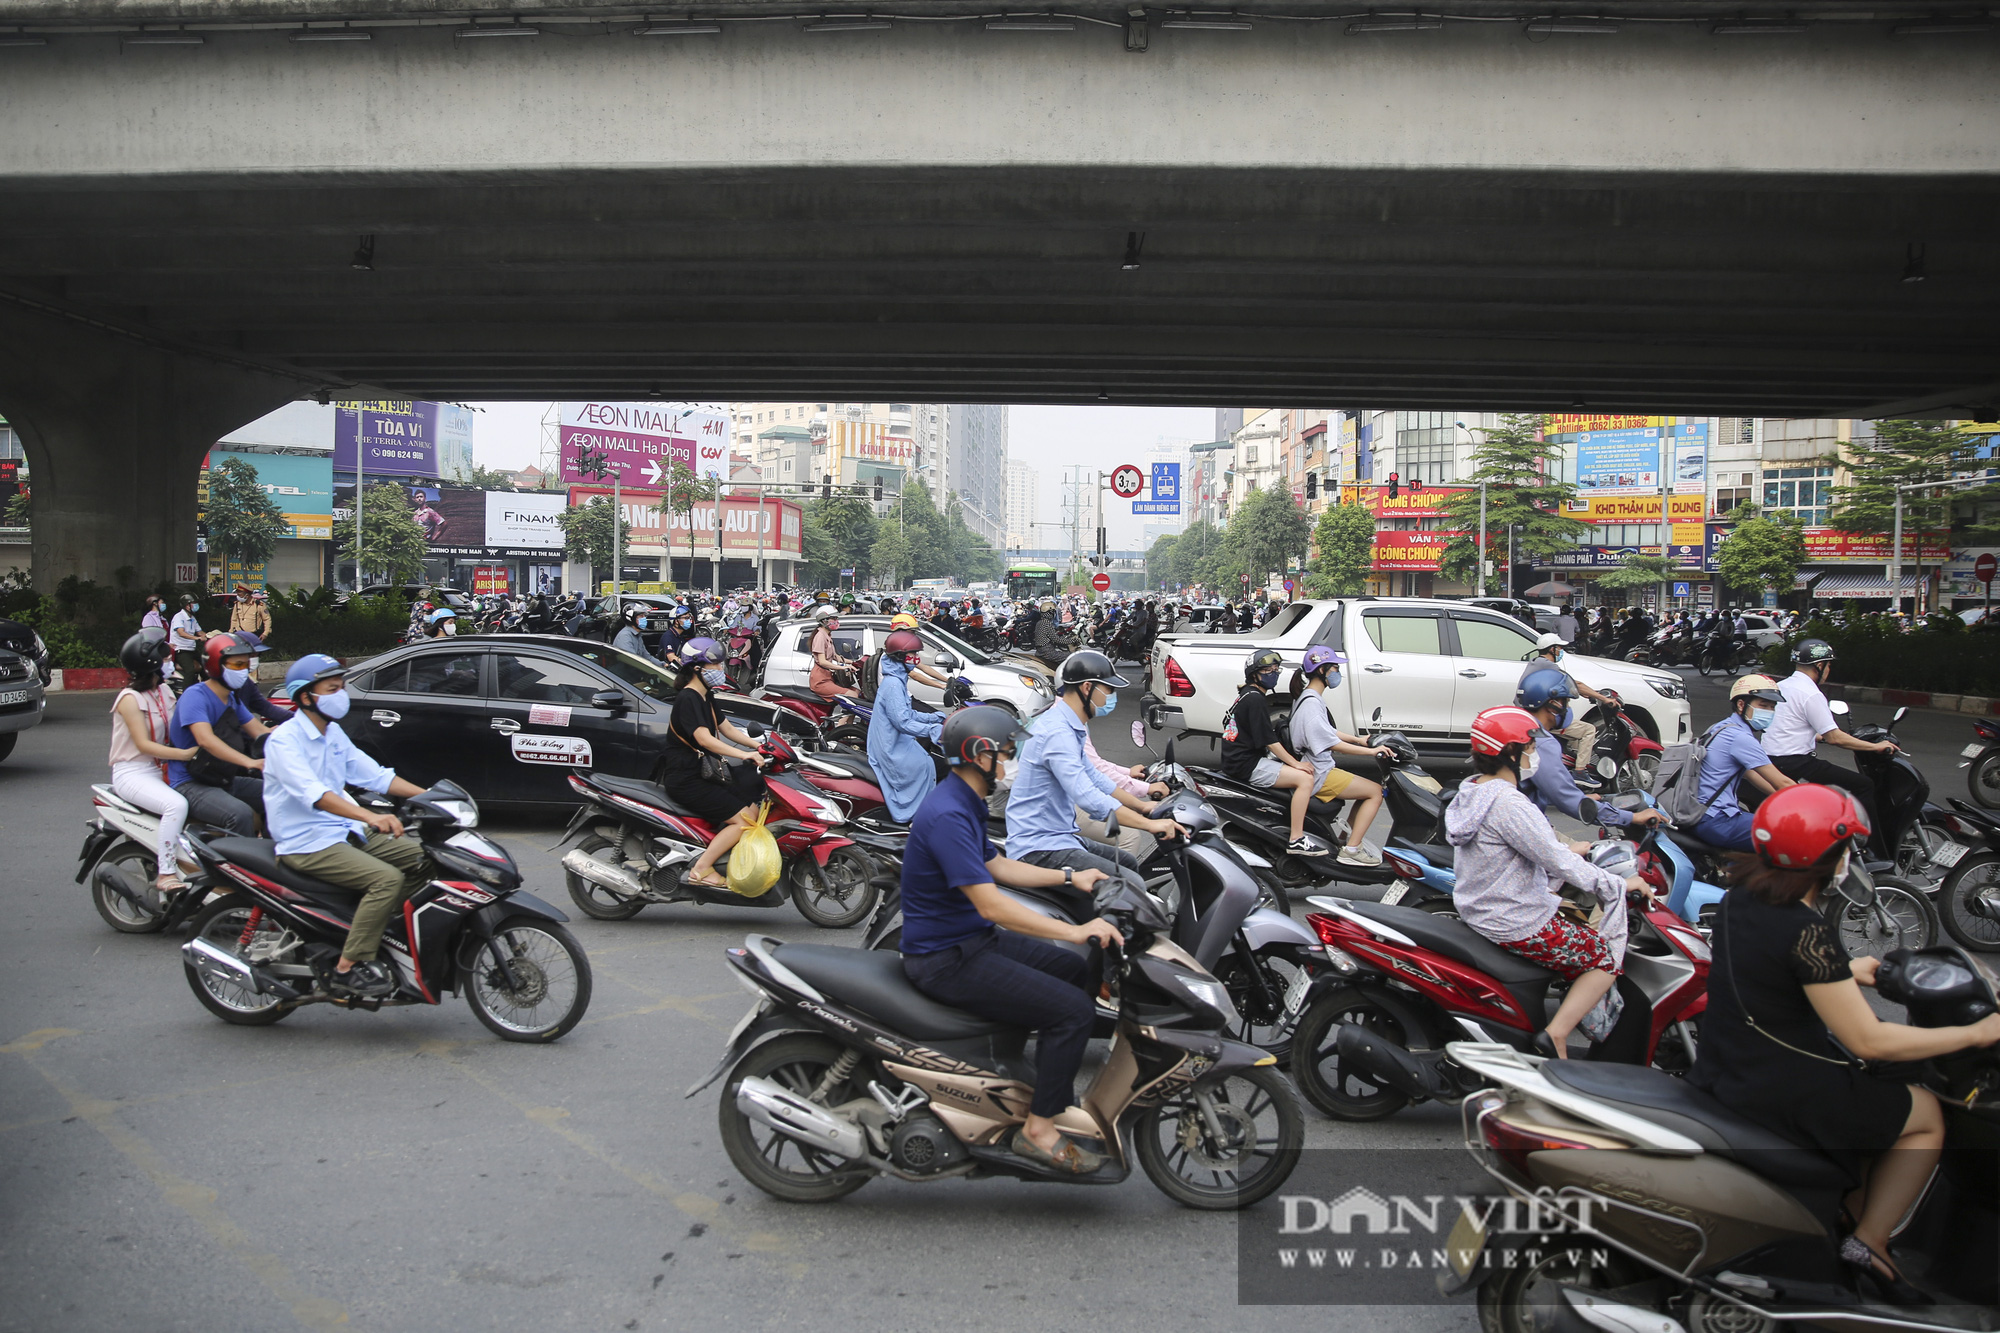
[[1005, 459, 1039, 550], [1215, 408, 1247, 440], [944, 405, 1007, 548]]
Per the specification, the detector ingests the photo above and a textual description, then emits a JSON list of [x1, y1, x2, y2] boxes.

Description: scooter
[[1287, 830, 1710, 1122], [557, 734, 878, 929], [77, 784, 235, 935], [178, 780, 593, 1042], [1843, 702, 1976, 890], [1577, 689, 1665, 793], [690, 874, 1304, 1210], [1964, 716, 2000, 811], [1447, 943, 2000, 1330]]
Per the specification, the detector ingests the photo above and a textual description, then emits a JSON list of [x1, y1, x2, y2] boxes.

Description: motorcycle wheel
[[1211, 948, 1316, 1059], [462, 917, 594, 1043], [182, 899, 292, 1026], [1895, 824, 1951, 888], [90, 839, 170, 934], [790, 846, 880, 929], [1477, 1235, 1642, 1333], [1939, 852, 2000, 953], [1970, 751, 2000, 812], [1289, 985, 1422, 1121], [1133, 1064, 1303, 1210], [1695, 652, 1715, 678], [718, 1033, 873, 1203], [1824, 878, 1939, 960], [824, 723, 868, 751], [562, 833, 647, 920]]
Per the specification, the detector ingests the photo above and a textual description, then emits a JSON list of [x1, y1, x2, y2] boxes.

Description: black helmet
[[119, 628, 171, 679], [1793, 638, 1835, 667], [1245, 648, 1283, 682], [1057, 649, 1128, 692], [940, 705, 1029, 767]]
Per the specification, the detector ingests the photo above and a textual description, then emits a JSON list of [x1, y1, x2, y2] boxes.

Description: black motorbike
[[178, 780, 593, 1042], [1965, 716, 2000, 812]]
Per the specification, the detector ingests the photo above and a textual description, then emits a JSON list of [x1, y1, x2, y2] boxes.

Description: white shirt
[[168, 610, 201, 652], [1763, 669, 1839, 758]]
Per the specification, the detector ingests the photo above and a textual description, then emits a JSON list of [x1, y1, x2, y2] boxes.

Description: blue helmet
[[283, 652, 346, 701], [428, 607, 457, 623], [1515, 666, 1576, 713]]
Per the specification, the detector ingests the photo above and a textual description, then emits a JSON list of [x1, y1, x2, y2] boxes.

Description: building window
[[1763, 465, 1833, 526], [1594, 524, 1663, 547], [1714, 487, 1751, 514], [1396, 437, 1456, 486], [0, 427, 21, 460]]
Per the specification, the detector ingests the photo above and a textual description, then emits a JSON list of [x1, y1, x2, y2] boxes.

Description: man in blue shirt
[[901, 707, 1122, 1176], [1515, 666, 1662, 838], [1690, 674, 1796, 849], [266, 654, 431, 999], [1006, 650, 1181, 892], [169, 632, 273, 835]]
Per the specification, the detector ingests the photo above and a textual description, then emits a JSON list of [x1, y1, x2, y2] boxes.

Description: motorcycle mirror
[[1828, 699, 1851, 718], [1131, 719, 1147, 749], [934, 652, 961, 671], [1891, 705, 1908, 727]]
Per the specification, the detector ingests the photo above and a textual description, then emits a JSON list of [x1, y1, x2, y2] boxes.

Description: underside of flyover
[[0, 4, 1995, 586]]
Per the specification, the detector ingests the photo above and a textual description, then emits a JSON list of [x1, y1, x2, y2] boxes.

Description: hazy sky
[[468, 402, 1214, 552]]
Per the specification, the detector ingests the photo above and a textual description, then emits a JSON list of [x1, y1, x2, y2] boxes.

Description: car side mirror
[[934, 652, 961, 671], [591, 690, 629, 712]]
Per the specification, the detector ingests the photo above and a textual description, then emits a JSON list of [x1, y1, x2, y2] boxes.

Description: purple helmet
[[1301, 645, 1346, 678], [681, 636, 725, 665]]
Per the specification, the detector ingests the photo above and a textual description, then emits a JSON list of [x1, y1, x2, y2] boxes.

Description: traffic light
[[873, 475, 884, 502], [1304, 474, 1317, 500], [1387, 471, 1400, 499], [1096, 525, 1107, 567], [822, 473, 833, 501]]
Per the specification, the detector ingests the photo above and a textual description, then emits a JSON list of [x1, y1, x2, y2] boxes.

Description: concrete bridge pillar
[[0, 299, 305, 591]]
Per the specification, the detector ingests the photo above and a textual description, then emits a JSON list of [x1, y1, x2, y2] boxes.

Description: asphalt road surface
[[0, 665, 1976, 1333]]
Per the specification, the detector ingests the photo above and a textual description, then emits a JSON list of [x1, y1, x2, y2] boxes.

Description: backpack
[[1651, 721, 1724, 826]]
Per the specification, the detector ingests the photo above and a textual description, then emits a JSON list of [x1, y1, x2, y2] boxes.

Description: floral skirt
[[1500, 912, 1620, 979]]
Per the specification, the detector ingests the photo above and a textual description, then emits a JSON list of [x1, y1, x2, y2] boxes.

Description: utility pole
[[1659, 449, 1673, 615], [1476, 481, 1488, 598], [353, 439, 365, 589]]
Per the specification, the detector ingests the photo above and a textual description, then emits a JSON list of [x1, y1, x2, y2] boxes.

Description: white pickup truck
[[1147, 598, 1691, 755]]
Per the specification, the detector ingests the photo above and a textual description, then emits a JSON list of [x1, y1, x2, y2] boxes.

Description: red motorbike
[[1575, 689, 1666, 792], [556, 735, 879, 929], [757, 685, 870, 750], [1286, 855, 1709, 1121]]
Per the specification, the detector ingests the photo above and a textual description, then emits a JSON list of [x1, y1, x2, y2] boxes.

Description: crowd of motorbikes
[[70, 586, 2000, 1322]]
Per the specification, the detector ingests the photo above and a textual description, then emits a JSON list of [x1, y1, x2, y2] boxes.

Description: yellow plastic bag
[[726, 802, 783, 899]]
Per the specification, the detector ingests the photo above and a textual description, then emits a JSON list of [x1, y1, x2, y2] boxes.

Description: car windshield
[[922, 622, 999, 667], [562, 642, 680, 704]]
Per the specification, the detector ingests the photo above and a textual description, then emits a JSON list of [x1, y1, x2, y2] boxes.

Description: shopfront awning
[[1805, 570, 1928, 598]]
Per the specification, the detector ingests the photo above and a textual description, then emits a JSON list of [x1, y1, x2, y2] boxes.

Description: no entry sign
[[1978, 552, 1997, 585], [1110, 465, 1144, 499], [1091, 572, 1111, 592]]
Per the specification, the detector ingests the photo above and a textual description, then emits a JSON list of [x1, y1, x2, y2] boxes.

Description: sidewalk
[[48, 658, 306, 693], [1826, 681, 2000, 719]]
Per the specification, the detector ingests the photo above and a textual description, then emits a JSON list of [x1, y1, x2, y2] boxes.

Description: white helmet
[[811, 604, 839, 623], [1534, 632, 1566, 652]]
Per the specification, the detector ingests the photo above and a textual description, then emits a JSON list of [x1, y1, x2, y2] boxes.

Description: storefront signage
[[1543, 415, 1664, 435], [1798, 529, 1953, 563], [1563, 493, 1708, 524], [206, 449, 334, 540], [1372, 529, 1461, 571], [1539, 543, 1710, 570], [1340, 484, 1469, 520], [567, 487, 804, 557]]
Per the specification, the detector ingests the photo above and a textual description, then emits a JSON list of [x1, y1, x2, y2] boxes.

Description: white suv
[[758, 616, 1056, 716]]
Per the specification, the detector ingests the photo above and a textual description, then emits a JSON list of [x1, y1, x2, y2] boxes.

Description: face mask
[[701, 667, 727, 689], [1258, 671, 1280, 691], [1324, 670, 1342, 690], [1748, 707, 1774, 733], [1094, 690, 1118, 718], [314, 689, 351, 720], [991, 757, 1014, 788], [441, 622, 456, 636], [1517, 747, 1540, 781], [221, 667, 250, 689], [188, 604, 199, 614]]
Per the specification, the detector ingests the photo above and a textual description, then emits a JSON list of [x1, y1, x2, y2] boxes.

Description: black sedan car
[[339, 633, 810, 807], [0, 617, 50, 684]]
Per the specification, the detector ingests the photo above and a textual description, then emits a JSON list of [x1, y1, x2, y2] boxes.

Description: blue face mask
[[188, 604, 199, 614], [1323, 670, 1342, 690], [1094, 690, 1117, 718], [221, 667, 250, 690], [1748, 708, 1774, 733], [1258, 671, 1280, 691], [701, 668, 727, 689]]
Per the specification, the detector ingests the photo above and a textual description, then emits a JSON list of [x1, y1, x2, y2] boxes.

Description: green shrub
[[1773, 613, 2000, 697], [266, 588, 406, 661]]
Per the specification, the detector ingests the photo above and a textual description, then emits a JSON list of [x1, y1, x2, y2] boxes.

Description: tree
[[1165, 520, 1225, 593], [557, 496, 631, 584], [4, 485, 28, 528], [457, 464, 520, 491], [800, 496, 877, 586], [1714, 512, 1807, 599], [657, 461, 721, 580], [333, 482, 428, 586], [1831, 419, 1999, 601], [1306, 502, 1376, 596], [870, 526, 911, 588], [1595, 553, 1674, 590], [205, 456, 290, 577], [1145, 532, 1179, 590], [1436, 414, 1593, 588], [1215, 486, 1311, 594]]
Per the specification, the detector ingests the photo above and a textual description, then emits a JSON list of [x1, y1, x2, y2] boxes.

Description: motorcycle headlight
[[1643, 676, 1685, 700], [1181, 976, 1240, 1025]]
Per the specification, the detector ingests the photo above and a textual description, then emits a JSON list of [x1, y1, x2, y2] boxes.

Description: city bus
[[1004, 561, 1060, 603]]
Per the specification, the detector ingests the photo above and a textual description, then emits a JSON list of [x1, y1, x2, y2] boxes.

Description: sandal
[[685, 870, 729, 890], [154, 877, 190, 896], [1009, 1128, 1104, 1176], [1839, 1236, 1934, 1307]]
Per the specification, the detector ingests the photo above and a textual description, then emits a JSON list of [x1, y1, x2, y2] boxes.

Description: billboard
[[1538, 543, 1710, 570], [207, 449, 334, 540], [557, 402, 731, 487], [330, 484, 566, 556], [1543, 414, 1664, 435], [485, 492, 566, 552], [1340, 484, 1468, 520], [1372, 529, 1460, 571], [1572, 426, 1660, 494], [568, 487, 803, 557], [1669, 424, 1708, 495], [1562, 493, 1707, 524], [334, 401, 460, 478], [1133, 463, 1181, 516]]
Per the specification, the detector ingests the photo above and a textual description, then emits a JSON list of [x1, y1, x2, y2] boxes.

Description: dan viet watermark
[[1238, 1150, 1608, 1306]]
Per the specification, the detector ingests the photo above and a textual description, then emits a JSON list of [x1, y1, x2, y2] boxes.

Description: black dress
[[661, 686, 763, 827], [1689, 890, 1913, 1175]]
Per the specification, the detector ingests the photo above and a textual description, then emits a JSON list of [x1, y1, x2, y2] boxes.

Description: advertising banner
[[1538, 543, 1710, 570], [436, 404, 475, 483], [1340, 484, 1469, 520], [207, 449, 334, 540], [1670, 424, 1708, 495], [1562, 493, 1707, 524], [484, 492, 566, 552], [568, 487, 803, 557], [470, 566, 512, 595], [1133, 462, 1181, 516], [1572, 427, 1660, 494], [1543, 414, 1664, 435], [422, 488, 488, 554], [1798, 529, 1953, 563], [1372, 530, 1461, 571], [557, 402, 731, 486], [335, 401, 443, 477], [1338, 417, 1357, 483]]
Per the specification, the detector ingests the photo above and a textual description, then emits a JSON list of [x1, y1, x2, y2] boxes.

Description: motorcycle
[[178, 780, 592, 1041], [1576, 690, 1665, 793], [1838, 702, 1976, 894], [1288, 830, 1710, 1122], [1448, 943, 2000, 1332], [689, 872, 1304, 1209], [556, 734, 879, 929], [1965, 716, 2000, 811], [1930, 800, 2000, 953], [78, 783, 234, 934]]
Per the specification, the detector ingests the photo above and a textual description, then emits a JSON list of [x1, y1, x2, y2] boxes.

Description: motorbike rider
[[424, 607, 458, 639], [1515, 667, 1661, 835], [266, 655, 432, 999], [1690, 784, 2000, 1304], [806, 604, 859, 701], [1287, 646, 1393, 865], [1030, 596, 1071, 669], [108, 629, 203, 895], [900, 705, 1122, 1176], [886, 613, 952, 692], [1688, 674, 1797, 849], [1446, 706, 1653, 1059], [1008, 649, 1181, 892], [611, 603, 667, 667], [1526, 632, 1614, 782], [1221, 649, 1320, 857], [867, 629, 947, 822], [666, 637, 772, 890], [167, 593, 209, 684], [1762, 639, 1894, 855], [167, 632, 271, 837]]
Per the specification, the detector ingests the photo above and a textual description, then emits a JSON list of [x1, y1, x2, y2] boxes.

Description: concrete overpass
[[0, 0, 1995, 587]]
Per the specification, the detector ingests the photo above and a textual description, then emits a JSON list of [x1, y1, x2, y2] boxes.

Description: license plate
[[0, 689, 28, 706], [1932, 841, 1970, 869], [1380, 881, 1411, 906], [1445, 1207, 1488, 1279], [1284, 967, 1313, 1015], [1966, 744, 1990, 760]]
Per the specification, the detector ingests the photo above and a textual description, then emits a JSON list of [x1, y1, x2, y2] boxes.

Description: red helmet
[[1751, 783, 1870, 869], [883, 629, 923, 662], [203, 631, 255, 679], [1469, 705, 1541, 757]]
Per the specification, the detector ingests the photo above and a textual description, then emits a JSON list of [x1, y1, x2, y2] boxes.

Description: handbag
[[672, 705, 739, 786]]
